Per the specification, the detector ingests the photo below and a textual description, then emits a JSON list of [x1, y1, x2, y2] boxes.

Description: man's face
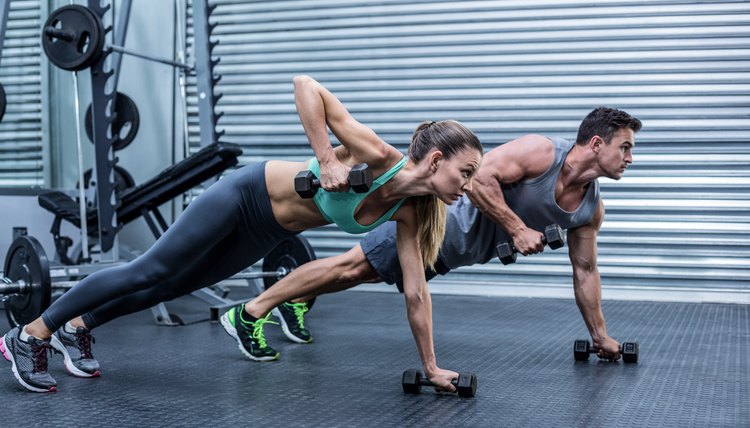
[[597, 128, 635, 180]]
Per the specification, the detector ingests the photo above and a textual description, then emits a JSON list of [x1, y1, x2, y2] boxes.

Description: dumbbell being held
[[496, 224, 565, 265], [402, 369, 478, 398], [295, 163, 372, 198], [573, 339, 639, 363]]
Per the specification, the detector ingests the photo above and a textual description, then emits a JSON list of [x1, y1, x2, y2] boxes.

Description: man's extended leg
[[220, 244, 379, 356], [246, 244, 380, 318]]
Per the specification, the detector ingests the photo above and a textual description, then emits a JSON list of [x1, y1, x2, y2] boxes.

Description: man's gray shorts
[[360, 221, 450, 292]]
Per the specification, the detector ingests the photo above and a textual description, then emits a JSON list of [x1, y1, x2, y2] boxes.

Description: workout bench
[[38, 142, 242, 261]]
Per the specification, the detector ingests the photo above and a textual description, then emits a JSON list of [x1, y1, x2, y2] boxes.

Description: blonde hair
[[408, 120, 482, 269], [413, 195, 446, 270]]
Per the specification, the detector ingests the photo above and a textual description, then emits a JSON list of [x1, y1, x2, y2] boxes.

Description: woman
[[1, 75, 482, 393]]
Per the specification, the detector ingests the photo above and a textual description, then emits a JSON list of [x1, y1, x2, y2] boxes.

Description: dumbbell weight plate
[[543, 224, 566, 249], [80, 165, 136, 198], [456, 373, 478, 398], [41, 5, 105, 71], [401, 369, 422, 394], [573, 339, 591, 361], [85, 92, 141, 151], [348, 163, 373, 193], [262, 236, 317, 310], [3, 236, 52, 327], [621, 342, 639, 363]]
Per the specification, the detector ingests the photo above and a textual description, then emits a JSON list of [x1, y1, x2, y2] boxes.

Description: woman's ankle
[[24, 319, 53, 340]]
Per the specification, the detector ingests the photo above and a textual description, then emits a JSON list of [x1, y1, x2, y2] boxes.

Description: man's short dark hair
[[576, 107, 642, 145]]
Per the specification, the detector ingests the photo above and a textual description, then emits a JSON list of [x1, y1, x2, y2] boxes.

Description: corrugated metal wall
[[0, 0, 44, 187], [189, 0, 750, 295]]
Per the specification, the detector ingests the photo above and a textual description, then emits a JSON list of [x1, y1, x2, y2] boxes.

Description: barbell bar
[[42, 5, 193, 72], [2, 235, 316, 327]]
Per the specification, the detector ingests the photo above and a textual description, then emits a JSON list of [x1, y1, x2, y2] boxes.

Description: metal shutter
[[0, 0, 45, 187], [189, 0, 750, 297]]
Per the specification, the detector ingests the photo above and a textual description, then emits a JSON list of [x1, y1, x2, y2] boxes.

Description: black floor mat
[[1, 291, 747, 427]]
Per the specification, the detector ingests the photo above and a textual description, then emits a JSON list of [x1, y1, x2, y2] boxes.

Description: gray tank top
[[440, 136, 600, 269]]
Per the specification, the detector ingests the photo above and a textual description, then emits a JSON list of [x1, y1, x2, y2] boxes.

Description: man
[[237, 107, 641, 382]]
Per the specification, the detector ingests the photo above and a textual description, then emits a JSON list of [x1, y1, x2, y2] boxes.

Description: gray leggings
[[42, 161, 297, 331]]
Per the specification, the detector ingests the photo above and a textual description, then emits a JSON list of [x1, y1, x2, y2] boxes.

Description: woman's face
[[429, 148, 482, 204]]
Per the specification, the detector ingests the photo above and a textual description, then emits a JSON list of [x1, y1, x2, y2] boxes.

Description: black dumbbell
[[495, 224, 565, 265], [294, 163, 373, 198], [401, 369, 477, 398], [573, 339, 639, 363]]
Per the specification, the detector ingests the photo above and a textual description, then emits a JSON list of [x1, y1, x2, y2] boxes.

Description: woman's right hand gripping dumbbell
[[319, 158, 352, 192]]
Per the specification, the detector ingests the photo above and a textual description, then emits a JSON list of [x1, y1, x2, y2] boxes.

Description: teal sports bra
[[308, 156, 408, 233]]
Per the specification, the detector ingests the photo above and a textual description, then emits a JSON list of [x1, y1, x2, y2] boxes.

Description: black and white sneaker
[[50, 325, 100, 378], [220, 304, 280, 362], [0, 325, 58, 393], [272, 301, 312, 344]]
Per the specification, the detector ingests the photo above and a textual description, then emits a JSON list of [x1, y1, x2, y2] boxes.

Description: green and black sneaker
[[272, 301, 312, 344], [220, 304, 280, 361]]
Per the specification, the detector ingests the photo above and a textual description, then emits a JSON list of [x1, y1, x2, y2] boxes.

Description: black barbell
[[42, 5, 192, 72], [1, 235, 317, 328]]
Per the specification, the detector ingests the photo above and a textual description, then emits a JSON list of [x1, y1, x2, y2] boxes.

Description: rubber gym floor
[[1, 289, 747, 427]]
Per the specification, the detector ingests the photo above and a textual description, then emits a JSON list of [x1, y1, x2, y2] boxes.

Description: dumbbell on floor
[[496, 224, 565, 265], [573, 339, 639, 363], [294, 163, 372, 198], [401, 369, 477, 398]]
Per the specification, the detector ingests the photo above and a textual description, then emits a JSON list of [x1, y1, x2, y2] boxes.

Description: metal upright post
[[192, 0, 224, 149], [0, 0, 9, 62], [86, 0, 120, 256], [107, 0, 131, 95]]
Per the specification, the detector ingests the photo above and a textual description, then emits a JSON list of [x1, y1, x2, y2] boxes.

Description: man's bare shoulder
[[482, 134, 555, 179], [510, 133, 554, 150]]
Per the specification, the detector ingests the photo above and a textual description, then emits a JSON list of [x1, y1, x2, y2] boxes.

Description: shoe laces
[[286, 302, 309, 329], [244, 312, 278, 349], [30, 340, 56, 373], [75, 330, 96, 359]]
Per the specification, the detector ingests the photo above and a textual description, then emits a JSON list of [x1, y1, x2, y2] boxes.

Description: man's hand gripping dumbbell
[[495, 224, 566, 265]]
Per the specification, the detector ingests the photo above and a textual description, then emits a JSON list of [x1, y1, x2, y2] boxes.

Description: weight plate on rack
[[262, 236, 317, 310], [41, 4, 105, 71], [85, 92, 141, 151], [0, 82, 6, 123], [80, 164, 136, 198], [3, 236, 52, 327]]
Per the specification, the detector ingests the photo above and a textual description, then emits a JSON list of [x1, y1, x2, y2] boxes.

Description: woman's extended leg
[[0, 162, 289, 392], [37, 172, 245, 335], [81, 231, 275, 328]]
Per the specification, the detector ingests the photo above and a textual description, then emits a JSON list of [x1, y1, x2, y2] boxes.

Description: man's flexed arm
[[567, 200, 621, 360], [466, 134, 555, 255]]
